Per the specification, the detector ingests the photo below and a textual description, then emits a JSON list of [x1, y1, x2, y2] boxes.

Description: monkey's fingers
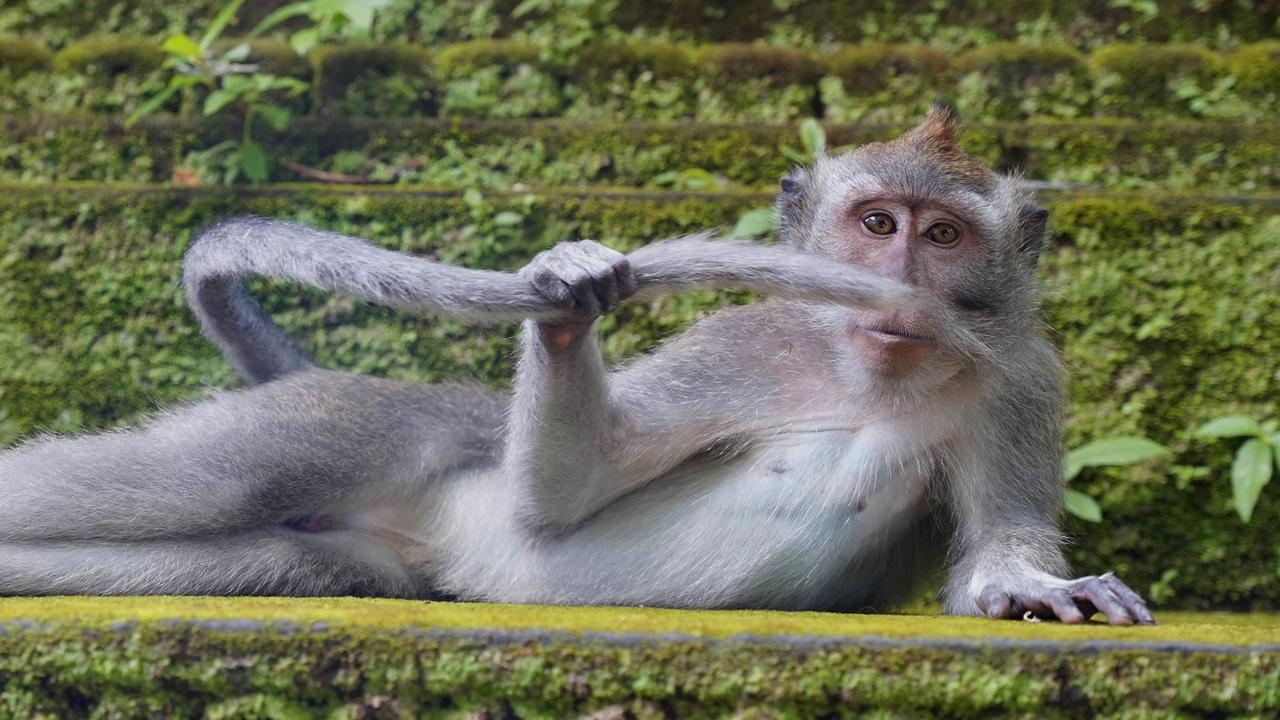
[[1037, 589, 1087, 624], [976, 586, 1014, 619], [978, 585, 1090, 624], [1068, 575, 1136, 626], [1100, 572, 1157, 625]]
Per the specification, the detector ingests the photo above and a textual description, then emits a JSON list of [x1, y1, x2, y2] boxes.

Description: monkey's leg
[[0, 528, 424, 597], [0, 369, 504, 542]]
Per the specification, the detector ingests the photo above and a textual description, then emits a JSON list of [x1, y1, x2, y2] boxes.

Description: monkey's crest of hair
[[830, 101, 999, 199], [883, 102, 997, 194]]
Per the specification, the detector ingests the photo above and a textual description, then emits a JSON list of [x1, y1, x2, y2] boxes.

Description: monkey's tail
[[184, 218, 915, 385]]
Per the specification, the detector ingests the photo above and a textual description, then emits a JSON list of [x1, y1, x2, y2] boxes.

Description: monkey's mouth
[[853, 324, 933, 343]]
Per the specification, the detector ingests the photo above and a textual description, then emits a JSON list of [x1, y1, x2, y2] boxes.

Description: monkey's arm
[[185, 219, 911, 385], [505, 305, 770, 531], [941, 341, 1155, 625], [504, 237, 864, 531]]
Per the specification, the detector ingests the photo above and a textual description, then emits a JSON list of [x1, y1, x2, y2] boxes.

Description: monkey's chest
[[630, 426, 935, 607], [720, 428, 929, 531], [476, 426, 937, 609]]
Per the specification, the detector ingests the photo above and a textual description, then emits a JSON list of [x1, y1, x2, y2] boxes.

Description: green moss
[[1090, 43, 1227, 118], [0, 599, 1275, 717], [0, 36, 51, 74], [435, 42, 563, 119], [568, 40, 697, 84], [0, 39, 1269, 121], [434, 39, 545, 80], [211, 38, 310, 79], [6, 0, 1279, 49], [4, 116, 1276, 191], [825, 44, 951, 94], [1, 597, 1278, 645], [310, 43, 437, 117], [1230, 41, 1280, 99], [52, 35, 165, 75], [696, 43, 823, 88], [954, 43, 1090, 120]]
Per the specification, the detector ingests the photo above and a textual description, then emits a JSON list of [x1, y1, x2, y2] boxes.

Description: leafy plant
[[251, 0, 391, 56], [779, 118, 827, 165], [1063, 436, 1170, 522], [1196, 415, 1280, 522], [127, 0, 387, 182], [727, 207, 777, 239], [730, 118, 833, 239], [651, 168, 726, 191]]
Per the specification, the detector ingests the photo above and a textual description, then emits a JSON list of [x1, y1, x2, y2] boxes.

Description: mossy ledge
[[0, 597, 1277, 718], [4, 115, 1276, 190]]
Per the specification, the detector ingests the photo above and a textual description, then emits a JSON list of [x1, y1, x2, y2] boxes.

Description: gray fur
[[0, 108, 1152, 624]]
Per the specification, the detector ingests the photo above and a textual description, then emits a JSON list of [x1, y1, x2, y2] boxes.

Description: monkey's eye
[[861, 212, 896, 236], [926, 222, 960, 247]]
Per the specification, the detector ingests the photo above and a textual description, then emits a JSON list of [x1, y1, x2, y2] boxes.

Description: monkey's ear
[[775, 170, 809, 245], [1018, 205, 1050, 260]]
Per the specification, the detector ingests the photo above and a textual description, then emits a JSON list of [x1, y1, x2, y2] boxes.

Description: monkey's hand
[[976, 572, 1155, 626], [519, 240, 637, 350]]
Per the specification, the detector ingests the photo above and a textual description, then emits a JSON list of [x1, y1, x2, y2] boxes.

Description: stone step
[[0, 597, 1274, 716], [6, 116, 1278, 191]]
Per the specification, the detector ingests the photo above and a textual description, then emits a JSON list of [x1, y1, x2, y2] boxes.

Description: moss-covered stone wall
[[1, 184, 1277, 609], [0, 598, 1277, 717], [4, 116, 1276, 191], [4, 37, 1278, 122], [4, 0, 1276, 48]]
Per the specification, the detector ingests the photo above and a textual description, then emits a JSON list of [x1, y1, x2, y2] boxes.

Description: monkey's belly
[[488, 428, 932, 610]]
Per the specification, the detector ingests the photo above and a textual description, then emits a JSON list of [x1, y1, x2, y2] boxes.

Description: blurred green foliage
[[3, 0, 1276, 48], [3, 115, 1276, 191], [3, 36, 1278, 123]]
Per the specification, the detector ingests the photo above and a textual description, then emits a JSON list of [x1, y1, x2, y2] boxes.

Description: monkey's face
[[828, 197, 980, 379], [775, 104, 1047, 385]]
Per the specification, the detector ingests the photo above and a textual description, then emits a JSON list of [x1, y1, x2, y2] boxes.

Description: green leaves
[[200, 0, 246, 51], [203, 89, 238, 116], [729, 208, 777, 238], [1063, 489, 1102, 523], [1231, 439, 1274, 523], [779, 118, 827, 165], [251, 0, 391, 54], [798, 118, 826, 159], [1196, 415, 1264, 438], [1197, 414, 1278, 523], [162, 34, 202, 61], [652, 168, 722, 191], [1062, 435, 1169, 522], [240, 142, 268, 183], [255, 104, 292, 131], [1064, 436, 1170, 481], [125, 83, 182, 127]]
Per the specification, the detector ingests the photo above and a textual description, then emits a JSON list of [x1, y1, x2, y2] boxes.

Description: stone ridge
[[0, 598, 1277, 717]]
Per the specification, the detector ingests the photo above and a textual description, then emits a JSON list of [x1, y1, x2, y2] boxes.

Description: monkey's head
[[776, 103, 1049, 386]]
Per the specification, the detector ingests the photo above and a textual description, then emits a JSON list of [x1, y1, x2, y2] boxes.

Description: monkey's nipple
[[286, 513, 334, 533]]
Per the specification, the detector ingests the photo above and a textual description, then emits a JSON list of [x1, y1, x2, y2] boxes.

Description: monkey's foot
[[977, 572, 1155, 626]]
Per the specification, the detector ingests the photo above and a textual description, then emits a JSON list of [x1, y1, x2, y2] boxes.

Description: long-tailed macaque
[[0, 105, 1153, 624]]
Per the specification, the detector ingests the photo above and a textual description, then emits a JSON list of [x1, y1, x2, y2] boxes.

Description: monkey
[[0, 104, 1153, 625]]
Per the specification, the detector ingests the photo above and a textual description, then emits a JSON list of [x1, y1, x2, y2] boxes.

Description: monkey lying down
[[0, 105, 1152, 625]]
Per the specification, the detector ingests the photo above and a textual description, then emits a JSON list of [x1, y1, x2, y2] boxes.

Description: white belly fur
[[435, 423, 936, 610]]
